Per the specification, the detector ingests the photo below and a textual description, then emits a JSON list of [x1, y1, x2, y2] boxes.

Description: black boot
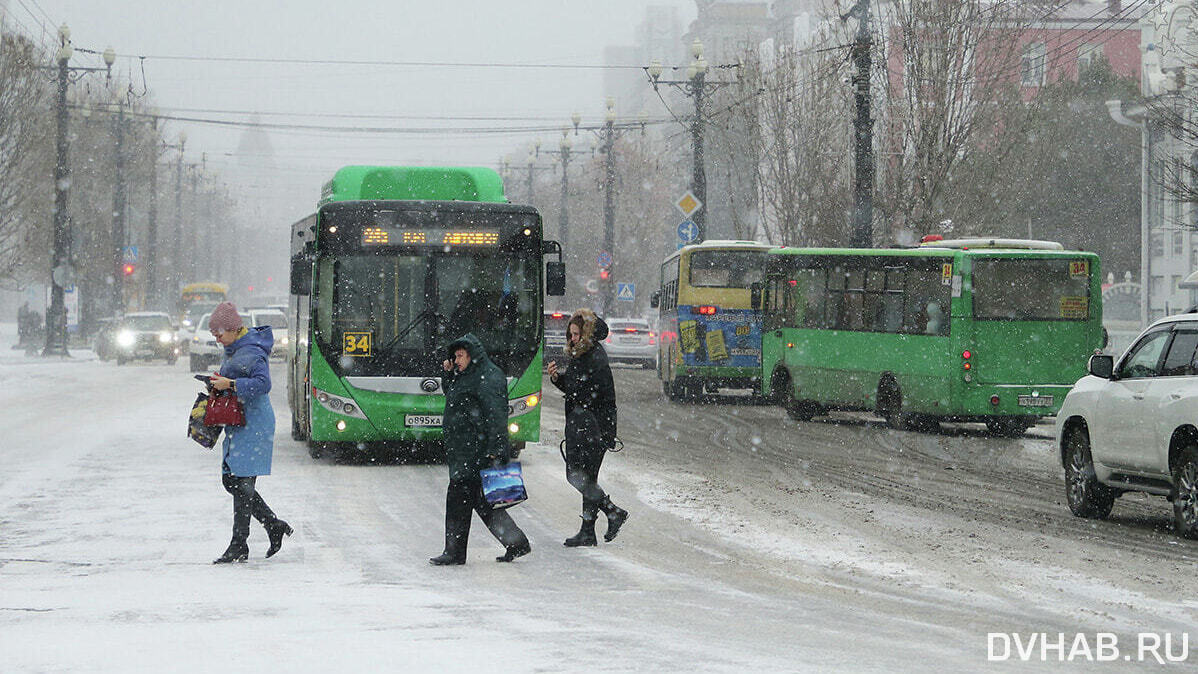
[[600, 497, 629, 543], [213, 540, 249, 564], [265, 519, 293, 559], [496, 541, 531, 562], [563, 516, 598, 547], [429, 552, 466, 566]]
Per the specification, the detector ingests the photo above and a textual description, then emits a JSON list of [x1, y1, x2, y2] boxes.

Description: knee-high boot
[[598, 495, 629, 542]]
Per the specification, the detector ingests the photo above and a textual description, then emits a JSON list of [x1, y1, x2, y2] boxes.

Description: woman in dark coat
[[546, 309, 629, 546], [207, 302, 292, 564], [430, 333, 531, 565]]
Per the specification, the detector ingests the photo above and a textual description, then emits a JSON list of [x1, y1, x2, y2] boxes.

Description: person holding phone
[[207, 302, 292, 564]]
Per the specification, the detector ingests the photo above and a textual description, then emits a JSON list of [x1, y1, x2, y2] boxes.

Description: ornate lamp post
[[43, 25, 114, 356]]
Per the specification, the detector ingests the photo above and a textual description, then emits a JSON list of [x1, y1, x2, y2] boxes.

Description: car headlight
[[158, 331, 172, 343], [182, 319, 192, 328], [117, 330, 136, 347], [281, 336, 289, 345]]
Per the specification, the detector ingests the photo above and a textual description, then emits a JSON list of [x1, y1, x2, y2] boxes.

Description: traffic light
[[122, 263, 136, 276], [599, 268, 610, 280]]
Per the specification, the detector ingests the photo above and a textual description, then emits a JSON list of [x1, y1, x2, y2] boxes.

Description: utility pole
[[111, 100, 127, 315], [167, 133, 186, 301], [646, 39, 734, 244], [146, 119, 160, 310], [848, 0, 874, 248]]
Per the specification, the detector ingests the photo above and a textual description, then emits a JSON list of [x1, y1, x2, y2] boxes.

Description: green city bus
[[759, 238, 1103, 436], [287, 165, 564, 458], [651, 240, 772, 400]]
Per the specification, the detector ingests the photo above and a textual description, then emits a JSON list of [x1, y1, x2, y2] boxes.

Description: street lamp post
[[537, 129, 576, 259], [42, 25, 113, 357], [646, 39, 732, 244], [165, 132, 187, 304], [592, 97, 644, 315], [524, 140, 554, 205]]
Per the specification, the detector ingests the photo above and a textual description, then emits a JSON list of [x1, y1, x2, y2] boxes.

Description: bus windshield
[[316, 252, 539, 376], [972, 258, 1091, 321], [688, 250, 767, 289]]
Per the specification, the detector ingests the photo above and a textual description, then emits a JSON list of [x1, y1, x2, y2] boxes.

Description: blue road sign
[[597, 251, 613, 268], [122, 245, 139, 263], [616, 282, 635, 302], [677, 220, 698, 244]]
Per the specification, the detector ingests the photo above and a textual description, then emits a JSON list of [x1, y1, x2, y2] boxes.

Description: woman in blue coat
[[207, 302, 292, 564]]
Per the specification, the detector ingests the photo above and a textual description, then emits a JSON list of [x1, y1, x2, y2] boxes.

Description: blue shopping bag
[[480, 461, 528, 509]]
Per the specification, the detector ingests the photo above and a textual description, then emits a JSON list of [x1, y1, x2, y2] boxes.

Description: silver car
[[603, 318, 656, 369]]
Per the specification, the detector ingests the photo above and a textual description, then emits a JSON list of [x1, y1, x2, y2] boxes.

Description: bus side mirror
[[546, 261, 566, 296], [750, 282, 763, 311], [1088, 354, 1114, 379], [290, 255, 311, 296], [650, 290, 660, 309]]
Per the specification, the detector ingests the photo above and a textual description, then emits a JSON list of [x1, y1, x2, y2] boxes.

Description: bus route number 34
[[342, 331, 373, 357]]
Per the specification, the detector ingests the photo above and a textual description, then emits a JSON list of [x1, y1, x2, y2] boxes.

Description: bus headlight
[[312, 387, 368, 420], [507, 392, 541, 418], [117, 330, 136, 347], [508, 423, 520, 434], [158, 331, 172, 343], [336, 420, 347, 431]]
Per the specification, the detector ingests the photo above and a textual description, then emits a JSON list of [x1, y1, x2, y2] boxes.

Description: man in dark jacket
[[547, 309, 629, 546], [430, 333, 532, 565]]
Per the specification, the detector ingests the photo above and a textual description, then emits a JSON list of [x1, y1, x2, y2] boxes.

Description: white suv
[[1056, 314, 1198, 539]]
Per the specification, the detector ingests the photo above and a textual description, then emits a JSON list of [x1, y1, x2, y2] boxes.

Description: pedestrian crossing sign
[[616, 282, 635, 302]]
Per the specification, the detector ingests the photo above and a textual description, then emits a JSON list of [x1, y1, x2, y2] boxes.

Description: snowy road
[[1, 336, 1195, 671]]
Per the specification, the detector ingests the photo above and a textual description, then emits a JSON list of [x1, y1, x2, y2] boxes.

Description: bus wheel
[[876, 378, 906, 430], [986, 416, 1032, 437]]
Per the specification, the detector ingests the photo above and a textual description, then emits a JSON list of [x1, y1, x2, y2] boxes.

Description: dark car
[[544, 310, 570, 369], [111, 312, 180, 365]]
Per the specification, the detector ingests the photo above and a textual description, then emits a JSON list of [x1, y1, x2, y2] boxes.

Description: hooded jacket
[[218, 325, 275, 476], [553, 309, 617, 446], [442, 333, 510, 480]]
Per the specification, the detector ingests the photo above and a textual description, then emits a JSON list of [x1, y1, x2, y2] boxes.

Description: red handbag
[[203, 389, 246, 427]]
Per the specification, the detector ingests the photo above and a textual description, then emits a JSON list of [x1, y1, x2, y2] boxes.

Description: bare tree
[[0, 32, 53, 286], [738, 39, 855, 246], [875, 0, 1030, 243]]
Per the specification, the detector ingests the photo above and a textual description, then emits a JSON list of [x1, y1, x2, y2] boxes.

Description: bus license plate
[[1017, 395, 1054, 407], [405, 415, 442, 427]]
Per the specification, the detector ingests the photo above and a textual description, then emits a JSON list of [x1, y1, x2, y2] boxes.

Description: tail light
[[649, 331, 656, 345], [551, 312, 565, 319], [697, 306, 717, 316], [990, 395, 1000, 406], [625, 327, 638, 333], [962, 349, 972, 371]]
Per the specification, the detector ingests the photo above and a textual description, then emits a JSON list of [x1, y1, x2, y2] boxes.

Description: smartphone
[[194, 374, 212, 384]]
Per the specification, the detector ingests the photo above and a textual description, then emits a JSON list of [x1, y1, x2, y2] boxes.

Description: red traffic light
[[599, 269, 610, 280], [122, 263, 136, 276]]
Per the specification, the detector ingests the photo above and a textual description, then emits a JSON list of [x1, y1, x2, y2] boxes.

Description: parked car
[[603, 318, 656, 369], [189, 310, 250, 372], [543, 310, 570, 369], [1056, 313, 1198, 539], [248, 307, 289, 360], [108, 312, 180, 365]]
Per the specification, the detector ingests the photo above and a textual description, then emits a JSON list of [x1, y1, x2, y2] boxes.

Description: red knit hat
[[208, 301, 243, 334]]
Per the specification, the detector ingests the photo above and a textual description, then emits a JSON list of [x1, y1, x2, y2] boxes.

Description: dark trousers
[[564, 409, 608, 519], [444, 474, 528, 557], [222, 473, 278, 545]]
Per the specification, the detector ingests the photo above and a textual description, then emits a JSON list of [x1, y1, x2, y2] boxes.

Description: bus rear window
[[688, 251, 766, 288], [972, 258, 1091, 321]]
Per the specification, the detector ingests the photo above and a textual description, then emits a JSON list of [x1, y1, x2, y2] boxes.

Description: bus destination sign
[[361, 227, 500, 247]]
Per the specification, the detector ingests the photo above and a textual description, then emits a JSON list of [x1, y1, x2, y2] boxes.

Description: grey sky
[[8, 0, 693, 221]]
